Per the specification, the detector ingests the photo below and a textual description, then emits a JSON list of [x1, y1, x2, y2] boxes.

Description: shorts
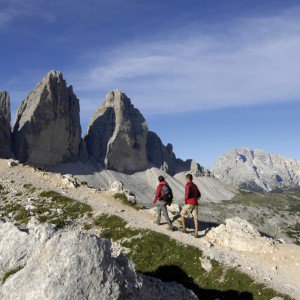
[[181, 204, 198, 220]]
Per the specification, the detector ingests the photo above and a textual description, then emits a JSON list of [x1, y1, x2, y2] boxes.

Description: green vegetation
[[113, 193, 143, 210], [0, 190, 92, 228], [286, 223, 300, 245], [2, 267, 24, 284], [38, 191, 92, 227], [94, 214, 289, 300], [23, 183, 36, 193]]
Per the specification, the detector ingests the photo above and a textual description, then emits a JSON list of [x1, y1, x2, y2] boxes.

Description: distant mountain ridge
[[210, 147, 300, 192]]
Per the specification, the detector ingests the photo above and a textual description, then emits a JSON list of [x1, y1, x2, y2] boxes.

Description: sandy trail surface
[[1, 159, 299, 299]]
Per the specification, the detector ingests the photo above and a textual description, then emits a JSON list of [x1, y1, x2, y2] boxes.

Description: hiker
[[153, 175, 175, 231], [181, 174, 201, 238]]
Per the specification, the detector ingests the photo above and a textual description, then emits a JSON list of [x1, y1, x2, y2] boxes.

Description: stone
[[12, 71, 81, 166], [206, 217, 275, 253], [84, 90, 148, 173], [0, 221, 197, 299], [109, 181, 124, 193], [200, 257, 212, 272], [8, 160, 19, 167], [210, 147, 300, 192], [147, 131, 211, 176], [0, 91, 12, 158], [62, 174, 80, 188]]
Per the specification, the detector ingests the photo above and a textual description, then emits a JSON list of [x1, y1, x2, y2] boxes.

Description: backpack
[[161, 184, 173, 205]]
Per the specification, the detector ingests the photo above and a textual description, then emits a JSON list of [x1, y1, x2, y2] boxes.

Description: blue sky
[[0, 0, 299, 166]]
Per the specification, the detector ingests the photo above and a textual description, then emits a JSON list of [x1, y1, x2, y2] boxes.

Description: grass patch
[[94, 214, 289, 300], [0, 190, 92, 228], [38, 191, 93, 228], [23, 183, 36, 193], [113, 193, 143, 210], [2, 266, 24, 284], [285, 223, 300, 245]]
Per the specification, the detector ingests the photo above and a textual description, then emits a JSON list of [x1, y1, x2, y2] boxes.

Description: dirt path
[[1, 159, 299, 299]]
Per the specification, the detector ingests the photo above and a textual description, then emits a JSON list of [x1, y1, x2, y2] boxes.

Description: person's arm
[[184, 185, 189, 203], [153, 185, 161, 204], [196, 186, 201, 199]]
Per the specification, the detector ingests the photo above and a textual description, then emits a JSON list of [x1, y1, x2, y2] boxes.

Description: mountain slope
[[210, 148, 300, 192]]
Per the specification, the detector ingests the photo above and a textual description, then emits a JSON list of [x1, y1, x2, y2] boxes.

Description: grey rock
[[206, 217, 275, 253], [85, 90, 149, 173], [0, 221, 197, 300], [12, 71, 81, 166], [78, 139, 89, 163], [210, 147, 300, 192], [147, 131, 211, 176], [0, 91, 12, 158]]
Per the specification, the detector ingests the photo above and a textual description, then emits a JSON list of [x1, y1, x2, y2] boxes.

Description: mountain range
[[1, 70, 299, 198], [210, 147, 300, 192]]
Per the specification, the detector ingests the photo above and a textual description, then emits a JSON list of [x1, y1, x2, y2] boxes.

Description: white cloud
[[0, 0, 56, 28], [71, 8, 300, 115]]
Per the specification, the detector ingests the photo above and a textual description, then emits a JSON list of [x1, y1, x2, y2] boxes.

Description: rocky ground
[[0, 159, 299, 299], [199, 191, 300, 245]]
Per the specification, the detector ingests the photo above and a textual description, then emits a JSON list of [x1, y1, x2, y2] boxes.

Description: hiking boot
[[154, 221, 160, 225], [167, 227, 175, 232], [180, 227, 186, 233]]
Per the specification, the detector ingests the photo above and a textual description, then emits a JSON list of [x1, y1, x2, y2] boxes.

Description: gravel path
[[1, 159, 299, 299]]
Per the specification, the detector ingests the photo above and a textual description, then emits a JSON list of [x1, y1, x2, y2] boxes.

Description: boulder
[[0, 91, 12, 158], [109, 181, 124, 193], [147, 131, 211, 176], [12, 71, 81, 166], [206, 217, 275, 253], [62, 174, 81, 188], [84, 90, 148, 173], [0, 220, 197, 300]]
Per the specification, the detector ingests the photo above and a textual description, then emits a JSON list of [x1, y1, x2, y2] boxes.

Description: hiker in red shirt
[[180, 173, 201, 238], [153, 175, 174, 231]]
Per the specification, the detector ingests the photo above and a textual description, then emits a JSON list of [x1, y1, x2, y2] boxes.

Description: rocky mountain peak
[[84, 90, 149, 173], [210, 147, 300, 192], [0, 91, 12, 158], [12, 71, 81, 165], [0, 91, 11, 123]]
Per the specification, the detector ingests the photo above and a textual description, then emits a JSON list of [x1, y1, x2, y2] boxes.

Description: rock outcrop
[[0, 91, 12, 158], [84, 90, 148, 173], [147, 131, 211, 176], [12, 71, 81, 166], [0, 220, 197, 300], [210, 148, 300, 192], [206, 217, 275, 253]]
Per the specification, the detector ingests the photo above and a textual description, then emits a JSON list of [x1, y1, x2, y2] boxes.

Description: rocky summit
[[147, 131, 211, 176], [210, 147, 300, 192], [12, 71, 81, 166], [84, 90, 149, 173], [0, 91, 12, 159]]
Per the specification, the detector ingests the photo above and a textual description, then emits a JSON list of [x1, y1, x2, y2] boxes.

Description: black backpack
[[162, 184, 173, 205]]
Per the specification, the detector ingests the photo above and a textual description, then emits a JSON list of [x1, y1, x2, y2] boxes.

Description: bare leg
[[181, 215, 186, 231], [194, 218, 198, 233]]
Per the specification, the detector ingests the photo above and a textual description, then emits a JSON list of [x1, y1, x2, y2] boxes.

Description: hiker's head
[[158, 175, 165, 182], [186, 174, 193, 182]]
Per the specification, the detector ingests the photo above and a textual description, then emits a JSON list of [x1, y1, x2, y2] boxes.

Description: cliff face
[[0, 91, 12, 159], [84, 90, 149, 173], [12, 71, 81, 165]]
